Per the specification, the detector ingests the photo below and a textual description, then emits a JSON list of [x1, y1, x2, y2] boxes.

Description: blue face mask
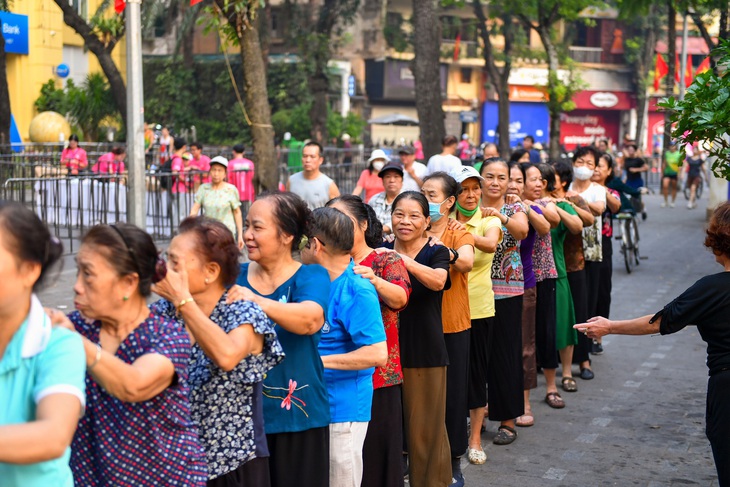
[[428, 199, 447, 222]]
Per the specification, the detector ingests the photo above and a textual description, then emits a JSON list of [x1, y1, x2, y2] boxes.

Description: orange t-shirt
[[438, 225, 475, 334]]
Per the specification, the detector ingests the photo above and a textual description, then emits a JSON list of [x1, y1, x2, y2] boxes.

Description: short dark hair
[[232, 144, 245, 154], [599, 153, 615, 184], [304, 141, 324, 157], [422, 171, 461, 213], [553, 160, 573, 190], [326, 194, 383, 249], [509, 149, 528, 163], [0, 200, 64, 291], [178, 217, 240, 287], [309, 207, 354, 254], [68, 134, 80, 143], [523, 135, 535, 143], [82, 223, 164, 297], [173, 137, 187, 151], [190, 142, 203, 151], [111, 145, 125, 156], [392, 191, 429, 218], [480, 157, 509, 176], [705, 201, 730, 257], [536, 163, 556, 192], [443, 135, 458, 147], [258, 191, 313, 252], [573, 146, 600, 166]]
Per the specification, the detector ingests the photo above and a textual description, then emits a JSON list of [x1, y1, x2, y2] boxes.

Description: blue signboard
[[348, 75, 356, 97], [481, 101, 549, 147], [0, 12, 29, 55], [56, 63, 70, 78], [10, 114, 22, 152]]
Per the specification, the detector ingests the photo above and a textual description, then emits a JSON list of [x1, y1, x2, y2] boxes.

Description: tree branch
[[690, 11, 716, 53]]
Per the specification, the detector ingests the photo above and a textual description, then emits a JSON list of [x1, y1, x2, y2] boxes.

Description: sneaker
[[591, 340, 604, 355], [660, 202, 667, 208], [688, 202, 693, 209], [450, 473, 465, 487], [670, 202, 675, 208]]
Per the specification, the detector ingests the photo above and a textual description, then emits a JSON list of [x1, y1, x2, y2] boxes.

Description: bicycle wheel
[[631, 218, 641, 266], [623, 219, 635, 273], [684, 183, 691, 200], [696, 180, 704, 199]]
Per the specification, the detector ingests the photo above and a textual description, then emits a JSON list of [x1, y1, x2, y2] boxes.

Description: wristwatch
[[448, 247, 459, 265]]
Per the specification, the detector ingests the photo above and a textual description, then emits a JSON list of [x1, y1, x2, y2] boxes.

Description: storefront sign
[[460, 110, 479, 123], [508, 85, 546, 102], [508, 67, 569, 86], [0, 12, 28, 55], [56, 64, 70, 78], [482, 101, 549, 145], [589, 92, 619, 108], [560, 110, 620, 149]]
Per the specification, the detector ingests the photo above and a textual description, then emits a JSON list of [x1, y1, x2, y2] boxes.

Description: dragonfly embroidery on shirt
[[263, 379, 309, 417]]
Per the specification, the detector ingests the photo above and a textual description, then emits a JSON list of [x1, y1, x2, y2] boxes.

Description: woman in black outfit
[[577, 201, 730, 486]]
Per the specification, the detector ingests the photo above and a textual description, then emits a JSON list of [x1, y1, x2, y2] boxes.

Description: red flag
[[453, 32, 461, 62], [695, 56, 711, 75], [675, 53, 693, 86], [190, 0, 204, 4], [654, 54, 668, 91], [114, 0, 125, 14]]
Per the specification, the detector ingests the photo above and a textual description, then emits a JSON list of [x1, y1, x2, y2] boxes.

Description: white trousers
[[329, 421, 370, 487]]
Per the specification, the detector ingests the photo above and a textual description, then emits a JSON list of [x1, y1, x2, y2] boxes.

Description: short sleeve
[[194, 185, 206, 205], [33, 328, 86, 409], [453, 229, 475, 250], [429, 244, 452, 291], [378, 253, 412, 311], [292, 265, 331, 313], [481, 216, 504, 243], [651, 276, 717, 335], [148, 322, 192, 378], [342, 281, 386, 348], [149, 299, 177, 320], [593, 184, 607, 204], [356, 170, 369, 187], [227, 186, 242, 209]]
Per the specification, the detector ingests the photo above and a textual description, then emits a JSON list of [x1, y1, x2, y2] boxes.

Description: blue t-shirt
[[237, 263, 331, 434], [319, 261, 386, 423], [0, 296, 86, 487]]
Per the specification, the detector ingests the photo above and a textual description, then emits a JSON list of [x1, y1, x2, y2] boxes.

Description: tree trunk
[[0, 34, 11, 152], [496, 85, 511, 157], [53, 0, 127, 123], [308, 32, 330, 145], [239, 21, 277, 192], [664, 1, 676, 154], [412, 0, 445, 160], [537, 27, 562, 161], [632, 7, 659, 150]]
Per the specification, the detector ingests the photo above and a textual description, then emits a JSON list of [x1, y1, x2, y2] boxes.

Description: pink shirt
[[61, 147, 88, 172], [171, 156, 191, 193], [92, 153, 125, 174], [414, 140, 425, 160], [357, 169, 385, 202], [191, 155, 211, 184], [228, 157, 255, 202]]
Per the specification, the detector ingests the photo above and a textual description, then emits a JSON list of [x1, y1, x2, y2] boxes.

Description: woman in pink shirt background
[[60, 135, 88, 175], [353, 149, 387, 202], [92, 146, 126, 175]]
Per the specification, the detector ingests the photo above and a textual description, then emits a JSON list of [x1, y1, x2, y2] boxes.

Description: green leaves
[[659, 41, 730, 179]]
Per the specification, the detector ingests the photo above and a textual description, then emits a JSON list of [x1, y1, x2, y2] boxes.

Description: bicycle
[[683, 177, 704, 200], [615, 212, 641, 273]]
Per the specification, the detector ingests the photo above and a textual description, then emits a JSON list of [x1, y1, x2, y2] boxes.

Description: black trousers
[[569, 269, 591, 364], [596, 236, 613, 319], [444, 329, 470, 458], [535, 279, 559, 369], [362, 385, 404, 487], [707, 370, 730, 487], [207, 457, 270, 487], [488, 296, 524, 421], [467, 317, 493, 410], [267, 427, 329, 487]]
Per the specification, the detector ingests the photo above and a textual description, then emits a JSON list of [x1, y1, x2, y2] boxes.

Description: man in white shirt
[[399, 145, 427, 192], [287, 141, 341, 209], [426, 135, 462, 175]]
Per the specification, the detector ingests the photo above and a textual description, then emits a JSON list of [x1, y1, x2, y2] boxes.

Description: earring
[[123, 296, 129, 301], [204, 278, 209, 284]]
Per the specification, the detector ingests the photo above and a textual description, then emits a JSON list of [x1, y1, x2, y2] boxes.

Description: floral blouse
[[359, 250, 411, 389], [151, 294, 284, 480], [491, 202, 525, 298], [532, 198, 558, 282], [194, 183, 242, 238]]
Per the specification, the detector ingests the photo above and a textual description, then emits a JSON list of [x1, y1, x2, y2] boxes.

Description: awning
[[655, 37, 713, 56]]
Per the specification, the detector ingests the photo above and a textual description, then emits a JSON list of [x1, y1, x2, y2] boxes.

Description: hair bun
[[152, 257, 167, 283]]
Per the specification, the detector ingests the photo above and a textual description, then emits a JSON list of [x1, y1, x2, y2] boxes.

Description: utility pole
[[125, 0, 145, 228]]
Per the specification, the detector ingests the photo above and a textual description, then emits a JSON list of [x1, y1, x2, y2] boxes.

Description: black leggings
[[596, 236, 613, 319], [488, 296, 524, 421], [707, 370, 730, 486], [568, 269, 591, 364]]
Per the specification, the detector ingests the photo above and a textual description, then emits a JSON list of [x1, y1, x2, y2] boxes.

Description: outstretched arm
[[574, 314, 660, 340]]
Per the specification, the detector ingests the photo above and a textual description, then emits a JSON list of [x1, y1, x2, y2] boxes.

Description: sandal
[[562, 376, 578, 392], [467, 447, 487, 464], [516, 413, 534, 427], [545, 392, 565, 409], [493, 425, 518, 445]]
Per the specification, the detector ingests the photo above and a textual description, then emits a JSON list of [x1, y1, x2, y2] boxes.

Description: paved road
[[462, 192, 720, 487], [37, 190, 722, 486]]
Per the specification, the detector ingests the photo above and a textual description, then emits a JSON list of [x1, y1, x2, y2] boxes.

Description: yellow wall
[[6, 0, 127, 142]]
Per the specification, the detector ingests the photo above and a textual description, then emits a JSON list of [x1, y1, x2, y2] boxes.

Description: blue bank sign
[[0, 12, 29, 55]]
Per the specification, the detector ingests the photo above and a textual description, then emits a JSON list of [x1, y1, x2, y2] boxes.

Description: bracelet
[[178, 297, 195, 309], [502, 215, 511, 226], [89, 343, 102, 370], [448, 247, 460, 265]]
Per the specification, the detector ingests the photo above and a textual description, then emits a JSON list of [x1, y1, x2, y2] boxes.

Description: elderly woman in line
[[227, 191, 332, 487], [301, 206, 387, 487], [152, 216, 284, 487], [57, 222, 207, 486], [0, 201, 86, 487], [326, 194, 411, 487]]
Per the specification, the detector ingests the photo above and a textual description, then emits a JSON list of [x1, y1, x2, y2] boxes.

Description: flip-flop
[[493, 425, 518, 445], [545, 392, 565, 409], [516, 413, 534, 427]]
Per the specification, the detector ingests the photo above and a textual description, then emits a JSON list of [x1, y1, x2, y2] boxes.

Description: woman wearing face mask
[[353, 150, 387, 202], [478, 158, 529, 446], [383, 191, 452, 487], [421, 171, 475, 484], [190, 156, 245, 249], [506, 162, 553, 428], [569, 147, 606, 381]]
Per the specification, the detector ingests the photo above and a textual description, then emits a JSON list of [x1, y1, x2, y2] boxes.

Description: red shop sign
[[572, 91, 634, 110], [560, 110, 620, 150]]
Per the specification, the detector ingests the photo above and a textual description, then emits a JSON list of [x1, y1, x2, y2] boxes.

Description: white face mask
[[574, 166, 594, 181], [372, 161, 385, 171]]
